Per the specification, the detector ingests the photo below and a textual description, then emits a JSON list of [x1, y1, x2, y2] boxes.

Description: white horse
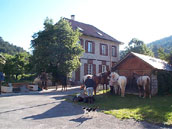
[[133, 73, 151, 98], [110, 72, 127, 97]]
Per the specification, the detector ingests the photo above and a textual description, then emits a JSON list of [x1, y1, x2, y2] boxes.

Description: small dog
[[82, 106, 99, 117]]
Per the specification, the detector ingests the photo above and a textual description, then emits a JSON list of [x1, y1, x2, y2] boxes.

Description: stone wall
[[151, 74, 158, 95]]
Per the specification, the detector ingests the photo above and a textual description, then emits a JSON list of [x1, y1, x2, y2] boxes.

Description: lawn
[[72, 90, 172, 126]]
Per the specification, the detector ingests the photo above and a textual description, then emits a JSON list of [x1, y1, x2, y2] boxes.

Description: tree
[[0, 54, 6, 71], [31, 18, 84, 79], [3, 52, 30, 81], [157, 48, 168, 61], [120, 38, 154, 59]]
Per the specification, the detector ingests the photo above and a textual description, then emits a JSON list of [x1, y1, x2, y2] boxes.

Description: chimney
[[71, 15, 75, 20]]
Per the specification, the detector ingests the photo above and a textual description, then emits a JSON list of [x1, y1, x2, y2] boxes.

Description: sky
[[0, 0, 172, 52]]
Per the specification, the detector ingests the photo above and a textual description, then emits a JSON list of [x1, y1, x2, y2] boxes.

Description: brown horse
[[100, 71, 111, 93], [92, 74, 101, 95], [83, 71, 110, 95], [133, 73, 151, 98]]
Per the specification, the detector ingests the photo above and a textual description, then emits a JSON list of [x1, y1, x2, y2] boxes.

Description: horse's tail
[[145, 77, 151, 98]]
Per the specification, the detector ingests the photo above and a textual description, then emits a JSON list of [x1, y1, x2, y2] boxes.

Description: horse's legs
[[121, 86, 125, 97], [94, 85, 97, 95], [138, 86, 141, 97], [143, 85, 146, 98], [56, 85, 58, 90], [105, 84, 107, 92]]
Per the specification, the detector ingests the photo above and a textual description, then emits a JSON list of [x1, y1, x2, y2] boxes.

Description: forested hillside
[[0, 36, 26, 55], [148, 35, 172, 57]]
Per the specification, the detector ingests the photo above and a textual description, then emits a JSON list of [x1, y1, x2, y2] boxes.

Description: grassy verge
[[68, 90, 172, 126]]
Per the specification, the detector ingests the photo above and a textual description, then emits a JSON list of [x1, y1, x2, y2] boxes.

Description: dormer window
[[97, 32, 103, 36], [78, 27, 84, 31]]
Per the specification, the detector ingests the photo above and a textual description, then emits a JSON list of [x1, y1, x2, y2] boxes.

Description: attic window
[[97, 32, 103, 36], [77, 27, 84, 31]]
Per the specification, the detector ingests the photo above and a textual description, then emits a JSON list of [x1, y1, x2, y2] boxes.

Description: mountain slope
[[148, 35, 172, 57], [0, 37, 26, 55]]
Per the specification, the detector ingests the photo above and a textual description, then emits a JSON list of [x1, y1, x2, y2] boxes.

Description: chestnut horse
[[83, 71, 110, 95], [110, 72, 127, 97], [99, 71, 111, 93], [92, 74, 101, 95], [133, 73, 151, 98]]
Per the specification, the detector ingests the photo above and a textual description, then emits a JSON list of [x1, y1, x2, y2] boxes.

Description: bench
[[12, 83, 29, 93]]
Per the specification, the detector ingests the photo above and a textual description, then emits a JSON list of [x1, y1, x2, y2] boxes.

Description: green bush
[[157, 71, 172, 95]]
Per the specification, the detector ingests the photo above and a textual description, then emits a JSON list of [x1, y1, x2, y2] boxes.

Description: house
[[65, 15, 123, 83], [112, 52, 172, 95]]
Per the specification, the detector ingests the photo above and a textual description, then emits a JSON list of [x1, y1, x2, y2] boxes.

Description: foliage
[[157, 48, 172, 65], [0, 54, 6, 71], [3, 52, 30, 82], [120, 38, 154, 59], [157, 71, 172, 95], [0, 37, 26, 55], [74, 91, 172, 126], [31, 17, 84, 79], [148, 35, 172, 57], [157, 48, 169, 61]]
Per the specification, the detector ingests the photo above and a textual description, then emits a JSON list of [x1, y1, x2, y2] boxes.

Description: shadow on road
[[69, 116, 92, 127], [23, 95, 84, 120]]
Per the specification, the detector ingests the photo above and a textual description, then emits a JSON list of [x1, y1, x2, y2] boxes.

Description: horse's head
[[110, 72, 119, 81]]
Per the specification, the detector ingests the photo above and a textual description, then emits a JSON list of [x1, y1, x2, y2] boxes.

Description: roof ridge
[[64, 18, 94, 28], [63, 17, 122, 44]]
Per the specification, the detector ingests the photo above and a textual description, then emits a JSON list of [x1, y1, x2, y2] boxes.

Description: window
[[88, 42, 93, 53], [100, 44, 107, 55], [112, 46, 117, 57], [102, 45, 106, 55], [102, 65, 106, 73], [88, 64, 93, 74]]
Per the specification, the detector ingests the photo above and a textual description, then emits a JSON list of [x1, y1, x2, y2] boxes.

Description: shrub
[[157, 70, 172, 95]]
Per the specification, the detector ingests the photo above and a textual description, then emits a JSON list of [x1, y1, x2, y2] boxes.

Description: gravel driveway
[[0, 86, 170, 129]]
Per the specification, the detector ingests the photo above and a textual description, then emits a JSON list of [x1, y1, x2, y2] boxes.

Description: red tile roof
[[64, 18, 122, 44]]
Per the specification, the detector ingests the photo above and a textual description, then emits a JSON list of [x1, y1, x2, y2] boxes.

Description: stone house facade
[[65, 16, 122, 83]]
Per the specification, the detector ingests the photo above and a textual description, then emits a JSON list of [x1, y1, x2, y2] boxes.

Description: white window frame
[[102, 65, 107, 73], [88, 42, 93, 53], [112, 46, 116, 56], [102, 45, 106, 55], [88, 64, 93, 75]]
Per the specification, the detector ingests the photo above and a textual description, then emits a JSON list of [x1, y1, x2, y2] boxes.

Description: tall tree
[[157, 48, 168, 60], [120, 38, 154, 59], [31, 18, 84, 78], [0, 54, 6, 71], [3, 52, 30, 81]]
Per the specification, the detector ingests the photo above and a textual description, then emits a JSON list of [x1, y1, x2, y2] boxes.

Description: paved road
[[0, 87, 170, 129]]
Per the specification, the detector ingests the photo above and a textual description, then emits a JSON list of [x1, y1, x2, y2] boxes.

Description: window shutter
[[92, 41, 95, 54], [84, 63, 88, 75], [80, 39, 84, 48], [115, 46, 117, 57], [100, 44, 102, 55], [106, 65, 109, 71], [93, 64, 96, 75], [106, 44, 108, 56], [85, 40, 88, 53], [99, 65, 102, 73]]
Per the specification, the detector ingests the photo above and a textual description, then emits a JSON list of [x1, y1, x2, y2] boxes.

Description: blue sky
[[0, 0, 172, 52]]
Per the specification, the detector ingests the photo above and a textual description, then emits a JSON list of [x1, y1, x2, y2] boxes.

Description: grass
[[70, 90, 172, 126]]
